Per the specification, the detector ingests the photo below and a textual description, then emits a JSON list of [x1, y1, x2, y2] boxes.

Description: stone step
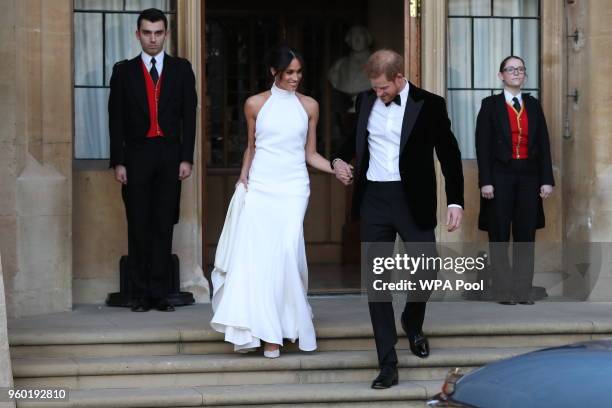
[[10, 301, 612, 407], [9, 323, 608, 359], [10, 301, 612, 358], [15, 381, 441, 407], [12, 347, 532, 389], [9, 332, 605, 359]]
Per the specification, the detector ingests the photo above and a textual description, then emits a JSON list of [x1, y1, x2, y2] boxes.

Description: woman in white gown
[[210, 46, 343, 358]]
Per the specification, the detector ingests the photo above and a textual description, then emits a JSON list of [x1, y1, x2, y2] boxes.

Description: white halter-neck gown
[[210, 83, 317, 352]]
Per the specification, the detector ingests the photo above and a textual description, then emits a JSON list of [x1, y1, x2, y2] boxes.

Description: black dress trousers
[[122, 138, 181, 301], [487, 159, 539, 301], [360, 181, 436, 368]]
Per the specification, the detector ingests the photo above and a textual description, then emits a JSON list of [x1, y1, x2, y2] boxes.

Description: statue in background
[[328, 25, 373, 101]]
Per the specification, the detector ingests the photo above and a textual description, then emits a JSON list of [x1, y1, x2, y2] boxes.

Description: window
[[73, 0, 177, 160], [447, 0, 540, 159]]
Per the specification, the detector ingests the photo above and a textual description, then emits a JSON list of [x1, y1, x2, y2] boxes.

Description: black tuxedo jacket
[[108, 54, 197, 167], [475, 92, 555, 230], [334, 83, 464, 230]]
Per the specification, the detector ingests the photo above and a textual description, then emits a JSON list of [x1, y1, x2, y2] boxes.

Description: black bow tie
[[384, 95, 401, 107]]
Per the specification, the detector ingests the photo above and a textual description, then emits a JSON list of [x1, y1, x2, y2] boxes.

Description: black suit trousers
[[487, 159, 539, 301], [360, 181, 436, 368], [122, 138, 180, 301]]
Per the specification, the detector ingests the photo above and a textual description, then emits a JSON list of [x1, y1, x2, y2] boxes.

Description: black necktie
[[512, 96, 521, 112], [385, 94, 401, 107], [150, 57, 159, 85]]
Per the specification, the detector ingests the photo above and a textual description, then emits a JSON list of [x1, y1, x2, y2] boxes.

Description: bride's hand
[[236, 176, 248, 191]]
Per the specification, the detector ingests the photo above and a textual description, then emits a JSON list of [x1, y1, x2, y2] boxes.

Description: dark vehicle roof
[[452, 340, 612, 408]]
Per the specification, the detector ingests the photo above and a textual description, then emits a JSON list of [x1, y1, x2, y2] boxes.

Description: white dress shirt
[[141, 50, 165, 76], [366, 79, 410, 181], [504, 89, 522, 107]]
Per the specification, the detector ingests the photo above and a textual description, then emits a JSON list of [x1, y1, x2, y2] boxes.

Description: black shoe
[[498, 300, 518, 305], [371, 366, 398, 389], [401, 317, 430, 359], [407, 331, 430, 358], [518, 300, 535, 305], [155, 299, 175, 312], [131, 298, 151, 312]]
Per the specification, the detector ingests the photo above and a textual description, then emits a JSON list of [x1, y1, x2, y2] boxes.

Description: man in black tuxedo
[[108, 8, 197, 312], [332, 49, 464, 389]]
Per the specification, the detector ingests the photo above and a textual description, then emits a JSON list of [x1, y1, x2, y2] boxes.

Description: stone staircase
[[8, 298, 612, 407]]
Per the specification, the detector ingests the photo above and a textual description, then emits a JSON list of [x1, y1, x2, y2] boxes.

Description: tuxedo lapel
[[494, 92, 512, 147], [399, 83, 424, 154], [128, 56, 149, 116], [158, 55, 175, 114], [356, 92, 377, 164], [523, 93, 538, 151]]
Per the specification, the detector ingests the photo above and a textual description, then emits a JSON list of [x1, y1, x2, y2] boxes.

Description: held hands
[[333, 159, 354, 186], [446, 207, 463, 232], [480, 185, 494, 199], [114, 165, 128, 185], [179, 161, 192, 180], [540, 184, 553, 199]]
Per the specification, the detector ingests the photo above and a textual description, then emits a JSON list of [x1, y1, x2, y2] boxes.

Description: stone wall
[[0, 0, 72, 318]]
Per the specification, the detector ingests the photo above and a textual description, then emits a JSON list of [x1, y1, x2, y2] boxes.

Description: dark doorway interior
[[203, 0, 403, 293]]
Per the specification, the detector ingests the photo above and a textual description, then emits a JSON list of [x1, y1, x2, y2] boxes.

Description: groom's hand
[[333, 159, 354, 186]]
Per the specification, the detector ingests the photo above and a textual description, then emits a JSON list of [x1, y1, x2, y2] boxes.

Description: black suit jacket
[[108, 54, 197, 167], [334, 83, 464, 230], [475, 92, 555, 230]]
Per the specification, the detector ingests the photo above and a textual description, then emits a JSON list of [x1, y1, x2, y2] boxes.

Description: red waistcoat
[[141, 61, 164, 138], [506, 102, 529, 159]]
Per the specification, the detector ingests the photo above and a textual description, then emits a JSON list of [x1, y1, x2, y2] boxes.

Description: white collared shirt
[[141, 50, 165, 76], [366, 79, 410, 181], [504, 89, 522, 107]]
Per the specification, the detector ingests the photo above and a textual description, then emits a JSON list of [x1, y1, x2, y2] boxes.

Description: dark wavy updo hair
[[266, 45, 305, 80]]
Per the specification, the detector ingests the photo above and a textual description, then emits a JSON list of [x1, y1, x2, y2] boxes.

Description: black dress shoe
[[498, 300, 517, 305], [130, 299, 150, 312], [408, 331, 430, 358], [401, 317, 430, 358], [518, 300, 535, 305], [371, 366, 398, 389], [155, 300, 175, 312]]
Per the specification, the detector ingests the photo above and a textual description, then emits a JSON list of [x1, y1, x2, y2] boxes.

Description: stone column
[[564, 2, 612, 300], [0, 0, 72, 318], [175, 0, 210, 302]]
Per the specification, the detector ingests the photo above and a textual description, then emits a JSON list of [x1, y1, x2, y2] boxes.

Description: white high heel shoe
[[263, 345, 280, 358], [236, 347, 256, 354]]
